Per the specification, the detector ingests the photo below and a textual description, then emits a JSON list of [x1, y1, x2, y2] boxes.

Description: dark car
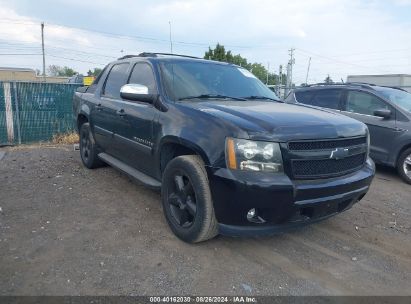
[[73, 53, 375, 243], [285, 83, 411, 184]]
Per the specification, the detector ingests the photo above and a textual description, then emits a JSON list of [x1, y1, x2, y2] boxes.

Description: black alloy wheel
[[167, 173, 197, 228], [161, 155, 218, 243], [80, 126, 91, 163], [79, 123, 103, 169]]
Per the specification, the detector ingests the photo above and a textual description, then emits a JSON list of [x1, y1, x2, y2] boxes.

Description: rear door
[[341, 90, 398, 163], [114, 62, 158, 175], [92, 62, 130, 156]]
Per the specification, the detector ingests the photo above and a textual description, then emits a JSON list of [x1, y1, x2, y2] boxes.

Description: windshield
[[375, 87, 411, 112], [160, 61, 280, 101]]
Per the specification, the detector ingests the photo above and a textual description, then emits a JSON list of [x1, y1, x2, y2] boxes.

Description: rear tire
[[397, 148, 411, 184], [79, 122, 104, 169], [161, 155, 218, 243]]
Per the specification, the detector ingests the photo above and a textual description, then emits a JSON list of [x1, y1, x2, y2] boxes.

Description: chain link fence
[[0, 81, 82, 145]]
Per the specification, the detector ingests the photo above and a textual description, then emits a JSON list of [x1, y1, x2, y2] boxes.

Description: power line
[[46, 54, 106, 65], [296, 48, 371, 69], [0, 18, 281, 50], [0, 38, 118, 59], [332, 48, 411, 57], [0, 53, 42, 55]]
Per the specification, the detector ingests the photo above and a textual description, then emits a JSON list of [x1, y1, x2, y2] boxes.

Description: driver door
[[114, 62, 158, 176]]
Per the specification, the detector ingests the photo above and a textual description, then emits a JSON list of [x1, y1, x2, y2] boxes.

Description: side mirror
[[374, 109, 391, 119], [120, 84, 156, 103]]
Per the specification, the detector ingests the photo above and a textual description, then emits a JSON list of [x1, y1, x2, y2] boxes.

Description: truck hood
[[179, 100, 367, 141]]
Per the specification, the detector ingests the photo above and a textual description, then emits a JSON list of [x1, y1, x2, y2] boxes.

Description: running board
[[98, 152, 161, 189]]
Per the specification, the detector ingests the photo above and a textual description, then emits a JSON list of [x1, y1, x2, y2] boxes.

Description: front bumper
[[207, 158, 375, 236]]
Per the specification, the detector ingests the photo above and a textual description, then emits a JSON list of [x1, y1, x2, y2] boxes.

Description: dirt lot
[[0, 144, 410, 296]]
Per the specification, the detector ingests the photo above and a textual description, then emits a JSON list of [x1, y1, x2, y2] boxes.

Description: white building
[[346, 74, 411, 92]]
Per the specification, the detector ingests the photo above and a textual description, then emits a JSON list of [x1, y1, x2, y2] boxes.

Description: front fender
[[158, 135, 212, 167]]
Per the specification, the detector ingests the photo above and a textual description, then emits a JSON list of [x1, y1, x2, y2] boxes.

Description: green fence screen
[[0, 81, 82, 145]]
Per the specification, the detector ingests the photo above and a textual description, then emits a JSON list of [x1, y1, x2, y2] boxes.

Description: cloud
[[391, 0, 411, 5], [0, 0, 410, 82]]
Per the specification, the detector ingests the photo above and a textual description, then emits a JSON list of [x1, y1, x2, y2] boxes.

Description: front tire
[[79, 122, 104, 169], [161, 155, 218, 243], [397, 148, 411, 184]]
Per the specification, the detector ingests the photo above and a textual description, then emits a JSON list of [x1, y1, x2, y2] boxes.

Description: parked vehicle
[[286, 83, 411, 184], [73, 53, 375, 243], [68, 74, 83, 84]]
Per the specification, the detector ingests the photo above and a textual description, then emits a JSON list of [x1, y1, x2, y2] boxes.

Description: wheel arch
[[77, 113, 89, 133], [158, 136, 211, 176], [76, 104, 91, 133], [396, 142, 411, 166]]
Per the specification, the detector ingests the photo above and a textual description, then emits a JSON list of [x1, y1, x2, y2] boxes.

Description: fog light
[[247, 208, 266, 224]]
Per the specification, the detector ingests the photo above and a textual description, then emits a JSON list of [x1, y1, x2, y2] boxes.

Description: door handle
[[117, 109, 126, 117], [96, 103, 103, 111]]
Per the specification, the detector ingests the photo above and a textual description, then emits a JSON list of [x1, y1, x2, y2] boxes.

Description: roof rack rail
[[303, 82, 408, 92], [305, 82, 347, 87], [117, 55, 139, 60], [117, 53, 201, 60], [346, 82, 408, 91], [138, 52, 201, 59], [346, 82, 376, 86], [305, 82, 376, 90], [375, 85, 408, 92]]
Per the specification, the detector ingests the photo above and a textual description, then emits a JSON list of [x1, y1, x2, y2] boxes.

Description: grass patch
[[52, 132, 79, 144]]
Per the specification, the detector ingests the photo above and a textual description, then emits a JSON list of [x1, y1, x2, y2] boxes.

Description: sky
[[0, 0, 410, 84]]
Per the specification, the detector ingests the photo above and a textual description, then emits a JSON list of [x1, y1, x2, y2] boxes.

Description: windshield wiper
[[241, 95, 282, 102], [178, 94, 246, 101]]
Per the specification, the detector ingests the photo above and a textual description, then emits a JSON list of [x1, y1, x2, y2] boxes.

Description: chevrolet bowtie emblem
[[330, 148, 350, 160]]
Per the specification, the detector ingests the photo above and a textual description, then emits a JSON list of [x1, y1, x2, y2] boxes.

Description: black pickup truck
[[73, 53, 375, 243]]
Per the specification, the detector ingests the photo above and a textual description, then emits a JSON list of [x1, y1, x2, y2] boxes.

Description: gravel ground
[[0, 144, 410, 296]]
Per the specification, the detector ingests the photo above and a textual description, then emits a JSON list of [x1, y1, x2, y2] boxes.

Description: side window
[[103, 63, 129, 98], [346, 91, 389, 116], [309, 89, 342, 109], [295, 91, 315, 104], [128, 62, 157, 94]]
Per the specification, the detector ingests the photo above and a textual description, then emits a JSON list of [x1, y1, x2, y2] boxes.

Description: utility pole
[[278, 65, 283, 98], [305, 57, 311, 84], [286, 48, 295, 95], [266, 62, 270, 85], [41, 22, 46, 82], [168, 21, 173, 54]]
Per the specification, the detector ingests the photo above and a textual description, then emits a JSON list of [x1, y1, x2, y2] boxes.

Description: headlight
[[226, 138, 283, 172]]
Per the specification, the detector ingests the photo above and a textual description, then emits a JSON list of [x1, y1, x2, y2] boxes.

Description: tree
[[87, 68, 102, 77], [324, 74, 334, 84], [204, 43, 279, 85], [47, 65, 78, 77]]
